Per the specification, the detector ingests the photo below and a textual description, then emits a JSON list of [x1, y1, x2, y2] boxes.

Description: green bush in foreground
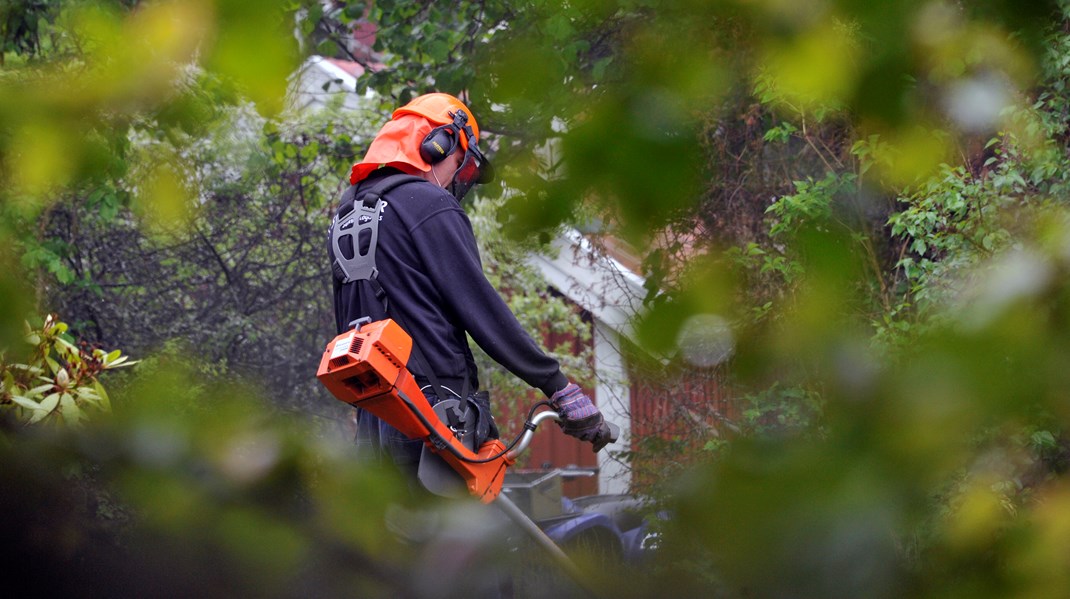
[[1, 314, 133, 428]]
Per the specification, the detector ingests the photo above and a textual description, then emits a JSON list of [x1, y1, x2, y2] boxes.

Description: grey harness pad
[[329, 174, 424, 284], [331, 198, 383, 283]]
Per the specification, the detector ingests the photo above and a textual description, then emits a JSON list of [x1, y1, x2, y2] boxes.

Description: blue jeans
[[352, 404, 431, 482]]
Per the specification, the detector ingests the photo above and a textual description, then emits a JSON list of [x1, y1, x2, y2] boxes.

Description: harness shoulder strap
[[330, 174, 424, 284], [330, 173, 468, 401]]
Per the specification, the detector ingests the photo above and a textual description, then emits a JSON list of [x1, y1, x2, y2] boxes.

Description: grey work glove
[[550, 383, 605, 444]]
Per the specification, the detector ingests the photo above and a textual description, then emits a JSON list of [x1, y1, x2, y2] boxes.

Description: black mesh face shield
[[449, 135, 493, 202]]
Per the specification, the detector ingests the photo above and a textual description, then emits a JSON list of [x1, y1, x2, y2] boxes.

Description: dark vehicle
[[501, 469, 662, 565], [566, 493, 662, 563]]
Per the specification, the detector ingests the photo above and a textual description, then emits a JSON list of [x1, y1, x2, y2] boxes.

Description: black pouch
[[417, 391, 500, 498], [469, 390, 500, 446]]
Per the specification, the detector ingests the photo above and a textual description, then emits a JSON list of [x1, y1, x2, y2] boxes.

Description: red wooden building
[[527, 231, 739, 497]]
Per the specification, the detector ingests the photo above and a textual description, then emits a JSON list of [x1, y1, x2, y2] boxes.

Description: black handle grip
[[591, 420, 619, 453]]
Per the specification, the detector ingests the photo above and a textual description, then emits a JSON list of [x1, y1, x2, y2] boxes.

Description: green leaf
[[344, 3, 365, 19], [28, 392, 61, 424], [59, 393, 84, 426], [54, 266, 75, 285], [104, 355, 136, 368], [76, 386, 101, 408], [592, 57, 612, 81], [27, 382, 53, 395], [10, 395, 44, 411], [94, 380, 112, 412], [55, 336, 79, 358], [1031, 430, 1057, 449], [39, 392, 60, 411], [427, 39, 450, 63]]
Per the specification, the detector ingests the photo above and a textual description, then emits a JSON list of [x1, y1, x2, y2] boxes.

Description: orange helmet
[[392, 93, 481, 151], [350, 93, 491, 188]]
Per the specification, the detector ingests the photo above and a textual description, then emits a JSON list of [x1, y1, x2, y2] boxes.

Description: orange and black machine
[[316, 318, 514, 503], [317, 318, 616, 595]]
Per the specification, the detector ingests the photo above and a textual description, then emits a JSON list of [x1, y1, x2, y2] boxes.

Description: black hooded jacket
[[330, 168, 569, 398]]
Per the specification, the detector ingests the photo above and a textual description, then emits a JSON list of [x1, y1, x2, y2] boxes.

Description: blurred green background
[[5, 0, 1070, 597]]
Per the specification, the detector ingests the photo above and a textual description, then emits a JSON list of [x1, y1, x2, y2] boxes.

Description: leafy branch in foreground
[[0, 313, 134, 427]]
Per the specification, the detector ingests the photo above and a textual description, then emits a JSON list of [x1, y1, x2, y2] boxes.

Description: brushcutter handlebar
[[507, 409, 619, 460], [507, 410, 560, 461]]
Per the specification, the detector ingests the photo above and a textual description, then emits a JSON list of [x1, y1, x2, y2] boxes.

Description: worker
[[328, 92, 605, 481]]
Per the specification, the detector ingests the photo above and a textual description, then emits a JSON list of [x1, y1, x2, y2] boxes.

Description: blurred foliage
[[0, 313, 133, 428], [642, 9, 1070, 599], [37, 105, 364, 416], [0, 0, 297, 211], [309, 0, 1060, 242], [7, 0, 1070, 598], [468, 192, 595, 439], [0, 346, 434, 598], [0, 0, 300, 345]]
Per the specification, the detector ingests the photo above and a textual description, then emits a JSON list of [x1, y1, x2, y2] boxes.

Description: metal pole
[[494, 493, 601, 598]]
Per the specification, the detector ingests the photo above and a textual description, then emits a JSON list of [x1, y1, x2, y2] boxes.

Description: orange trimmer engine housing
[[316, 319, 513, 503]]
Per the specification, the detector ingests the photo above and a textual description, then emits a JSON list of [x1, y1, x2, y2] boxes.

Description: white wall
[[287, 56, 375, 113], [594, 321, 632, 494], [528, 231, 646, 494]]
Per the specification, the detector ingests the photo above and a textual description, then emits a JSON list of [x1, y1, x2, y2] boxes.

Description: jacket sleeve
[[410, 203, 570, 397]]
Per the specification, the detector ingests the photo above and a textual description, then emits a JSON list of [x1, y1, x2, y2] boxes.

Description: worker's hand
[[550, 383, 605, 444]]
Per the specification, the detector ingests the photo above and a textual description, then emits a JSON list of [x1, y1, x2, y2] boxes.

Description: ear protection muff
[[419, 109, 473, 165]]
